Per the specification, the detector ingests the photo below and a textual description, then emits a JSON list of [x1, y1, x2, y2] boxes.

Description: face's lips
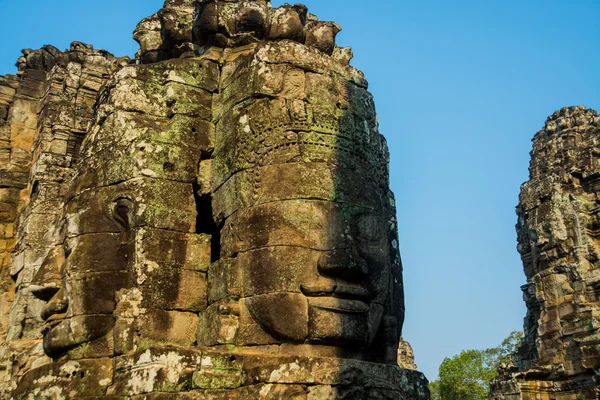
[[45, 312, 66, 322], [300, 282, 336, 296], [41, 318, 64, 335], [305, 283, 371, 314], [41, 311, 68, 334], [334, 284, 370, 300], [300, 282, 371, 302], [307, 296, 369, 313]]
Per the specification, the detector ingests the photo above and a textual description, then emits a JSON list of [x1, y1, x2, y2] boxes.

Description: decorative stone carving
[[490, 106, 600, 399], [0, 1, 429, 398]]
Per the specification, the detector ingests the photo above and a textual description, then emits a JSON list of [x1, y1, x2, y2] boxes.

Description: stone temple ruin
[[1, 1, 598, 399], [490, 106, 600, 399], [0, 0, 429, 398]]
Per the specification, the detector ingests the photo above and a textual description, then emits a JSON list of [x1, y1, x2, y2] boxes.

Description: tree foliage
[[428, 379, 441, 400], [428, 331, 523, 400]]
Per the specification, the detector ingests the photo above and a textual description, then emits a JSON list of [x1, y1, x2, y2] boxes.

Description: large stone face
[[490, 106, 600, 399], [0, 0, 428, 398]]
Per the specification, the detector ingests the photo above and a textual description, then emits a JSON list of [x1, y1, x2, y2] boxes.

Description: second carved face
[[32, 190, 135, 358]]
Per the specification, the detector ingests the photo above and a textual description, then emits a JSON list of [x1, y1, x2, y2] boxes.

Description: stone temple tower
[[0, 1, 429, 398], [490, 106, 600, 399]]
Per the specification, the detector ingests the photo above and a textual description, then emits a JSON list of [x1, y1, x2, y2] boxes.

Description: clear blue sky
[[1, 0, 598, 381]]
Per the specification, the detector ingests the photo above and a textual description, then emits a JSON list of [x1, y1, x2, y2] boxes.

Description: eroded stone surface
[[490, 106, 600, 399], [0, 1, 428, 398], [14, 346, 428, 399]]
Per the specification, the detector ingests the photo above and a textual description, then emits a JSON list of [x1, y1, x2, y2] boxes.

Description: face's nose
[[30, 245, 68, 320], [317, 245, 368, 282]]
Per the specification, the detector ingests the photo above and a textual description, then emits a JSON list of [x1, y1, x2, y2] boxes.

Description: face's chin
[[246, 292, 383, 345], [42, 315, 114, 358], [43, 319, 85, 357], [307, 298, 384, 345]]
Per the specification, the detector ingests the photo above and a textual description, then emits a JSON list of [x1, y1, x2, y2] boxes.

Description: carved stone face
[[32, 175, 202, 358], [240, 198, 390, 345], [216, 158, 393, 346], [209, 50, 400, 350], [32, 160, 206, 358], [32, 187, 136, 357], [29, 57, 213, 359]]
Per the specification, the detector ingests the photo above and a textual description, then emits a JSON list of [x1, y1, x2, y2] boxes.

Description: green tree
[[428, 379, 441, 400], [497, 330, 524, 364], [434, 331, 523, 400], [439, 349, 491, 400]]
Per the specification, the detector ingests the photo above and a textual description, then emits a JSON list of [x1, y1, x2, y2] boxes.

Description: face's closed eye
[[353, 212, 385, 248], [113, 197, 134, 230]]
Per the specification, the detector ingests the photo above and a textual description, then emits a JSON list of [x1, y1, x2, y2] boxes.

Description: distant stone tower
[[490, 106, 600, 399], [398, 337, 418, 370], [0, 1, 429, 398]]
